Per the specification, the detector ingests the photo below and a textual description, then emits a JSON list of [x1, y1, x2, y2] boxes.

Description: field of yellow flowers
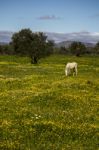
[[0, 55, 99, 150]]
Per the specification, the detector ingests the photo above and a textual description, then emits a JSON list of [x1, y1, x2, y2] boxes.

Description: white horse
[[65, 62, 78, 76]]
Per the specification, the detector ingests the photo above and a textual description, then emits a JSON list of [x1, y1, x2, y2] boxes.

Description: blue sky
[[0, 0, 99, 33]]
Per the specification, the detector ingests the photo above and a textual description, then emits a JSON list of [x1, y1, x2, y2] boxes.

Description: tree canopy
[[69, 41, 86, 56], [12, 28, 54, 63], [94, 42, 99, 54]]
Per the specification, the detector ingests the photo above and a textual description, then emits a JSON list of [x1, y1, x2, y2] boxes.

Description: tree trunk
[[34, 56, 38, 64], [31, 56, 38, 64]]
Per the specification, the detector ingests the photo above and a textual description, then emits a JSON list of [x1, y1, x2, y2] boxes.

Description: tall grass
[[0, 55, 99, 150]]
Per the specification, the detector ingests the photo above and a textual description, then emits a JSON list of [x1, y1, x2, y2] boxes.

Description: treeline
[[0, 28, 99, 63], [55, 41, 99, 56]]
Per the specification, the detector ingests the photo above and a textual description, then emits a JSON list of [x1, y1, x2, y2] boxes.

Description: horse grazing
[[65, 62, 78, 76]]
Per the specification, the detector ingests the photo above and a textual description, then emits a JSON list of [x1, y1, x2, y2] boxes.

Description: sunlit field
[[0, 55, 99, 150]]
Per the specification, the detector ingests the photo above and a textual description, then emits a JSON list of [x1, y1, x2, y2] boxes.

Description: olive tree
[[12, 28, 54, 63]]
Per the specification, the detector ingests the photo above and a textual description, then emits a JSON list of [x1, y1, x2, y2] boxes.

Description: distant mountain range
[[55, 40, 95, 48], [0, 31, 13, 44], [45, 32, 99, 46], [0, 31, 99, 47]]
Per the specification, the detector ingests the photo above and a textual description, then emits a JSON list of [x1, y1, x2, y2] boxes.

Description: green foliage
[[12, 28, 33, 55], [0, 44, 14, 55], [69, 41, 86, 56], [0, 55, 99, 149], [59, 46, 69, 55], [94, 42, 99, 54], [12, 29, 54, 64]]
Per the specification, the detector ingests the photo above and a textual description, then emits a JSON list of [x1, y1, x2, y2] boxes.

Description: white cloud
[[46, 31, 99, 43], [37, 15, 61, 20]]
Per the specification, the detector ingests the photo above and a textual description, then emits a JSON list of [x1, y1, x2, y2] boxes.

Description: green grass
[[0, 55, 99, 150]]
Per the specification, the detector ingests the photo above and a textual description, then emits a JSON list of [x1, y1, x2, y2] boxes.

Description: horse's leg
[[75, 67, 77, 76]]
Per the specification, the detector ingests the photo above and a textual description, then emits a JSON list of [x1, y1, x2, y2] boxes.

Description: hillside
[[55, 40, 95, 48], [0, 55, 99, 149]]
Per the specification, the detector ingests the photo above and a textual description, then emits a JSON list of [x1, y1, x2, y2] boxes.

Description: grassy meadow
[[0, 55, 99, 150]]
